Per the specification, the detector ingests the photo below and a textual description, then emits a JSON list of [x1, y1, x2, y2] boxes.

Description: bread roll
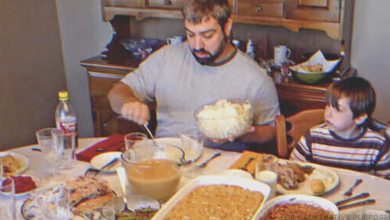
[[310, 179, 325, 194]]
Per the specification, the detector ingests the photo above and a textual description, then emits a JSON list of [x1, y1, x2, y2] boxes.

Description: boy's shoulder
[[361, 127, 387, 142]]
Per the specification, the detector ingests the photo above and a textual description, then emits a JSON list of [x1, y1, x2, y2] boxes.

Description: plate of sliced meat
[[276, 161, 339, 196], [21, 176, 117, 220]]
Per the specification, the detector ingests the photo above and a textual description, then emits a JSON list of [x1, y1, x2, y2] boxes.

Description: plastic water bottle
[[55, 90, 77, 148]]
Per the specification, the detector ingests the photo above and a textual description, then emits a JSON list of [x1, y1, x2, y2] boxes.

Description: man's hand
[[120, 101, 150, 125], [209, 126, 255, 144]]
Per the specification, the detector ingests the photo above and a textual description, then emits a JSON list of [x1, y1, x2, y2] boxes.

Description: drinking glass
[[124, 132, 147, 151], [36, 128, 57, 175], [0, 177, 17, 220], [255, 154, 279, 198], [180, 133, 204, 164], [51, 129, 77, 170], [39, 184, 73, 220]]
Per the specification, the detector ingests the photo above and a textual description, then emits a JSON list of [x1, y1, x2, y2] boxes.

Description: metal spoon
[[183, 152, 221, 178], [116, 167, 133, 212], [143, 124, 160, 148]]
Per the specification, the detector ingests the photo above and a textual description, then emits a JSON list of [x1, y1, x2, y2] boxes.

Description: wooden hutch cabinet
[[81, 0, 354, 136]]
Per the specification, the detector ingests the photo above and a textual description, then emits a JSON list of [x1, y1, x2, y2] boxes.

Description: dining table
[[2, 137, 389, 219]]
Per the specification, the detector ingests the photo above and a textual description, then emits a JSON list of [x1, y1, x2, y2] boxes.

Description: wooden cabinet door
[[286, 0, 341, 22], [237, 0, 285, 18], [147, 0, 185, 9], [103, 0, 146, 8]]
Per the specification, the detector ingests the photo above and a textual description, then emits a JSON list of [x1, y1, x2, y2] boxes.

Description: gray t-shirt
[[122, 43, 280, 138]]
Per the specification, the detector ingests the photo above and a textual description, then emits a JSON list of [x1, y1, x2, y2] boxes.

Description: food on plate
[[0, 154, 23, 176], [195, 99, 252, 139], [276, 162, 314, 190], [1, 176, 37, 194], [166, 184, 264, 219], [261, 203, 335, 220], [300, 64, 323, 73], [22, 176, 116, 219], [310, 179, 326, 195]]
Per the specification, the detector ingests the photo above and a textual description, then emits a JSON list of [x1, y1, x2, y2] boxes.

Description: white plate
[[90, 152, 122, 173], [259, 194, 339, 219], [134, 137, 203, 163], [152, 175, 270, 220], [220, 169, 253, 179], [0, 152, 30, 175], [276, 161, 339, 196]]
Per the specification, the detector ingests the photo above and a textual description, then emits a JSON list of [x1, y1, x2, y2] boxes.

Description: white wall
[[55, 0, 112, 136], [352, 0, 390, 123]]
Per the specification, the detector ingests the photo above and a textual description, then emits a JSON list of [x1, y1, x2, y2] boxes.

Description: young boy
[[290, 77, 389, 178]]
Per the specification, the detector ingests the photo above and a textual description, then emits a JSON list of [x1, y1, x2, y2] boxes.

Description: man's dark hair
[[326, 77, 376, 124], [182, 0, 231, 28]]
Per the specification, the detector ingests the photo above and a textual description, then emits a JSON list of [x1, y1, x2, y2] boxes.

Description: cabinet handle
[[164, 0, 172, 5], [255, 5, 263, 13]]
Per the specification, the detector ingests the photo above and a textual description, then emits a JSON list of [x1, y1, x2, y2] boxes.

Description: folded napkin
[[76, 134, 125, 162], [229, 151, 266, 174]]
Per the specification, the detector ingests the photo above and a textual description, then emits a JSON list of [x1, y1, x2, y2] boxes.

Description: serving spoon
[[143, 124, 161, 149]]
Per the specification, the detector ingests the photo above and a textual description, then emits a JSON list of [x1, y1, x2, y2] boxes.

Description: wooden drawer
[[103, 0, 145, 8], [147, 0, 185, 9], [285, 0, 340, 22], [237, 1, 284, 18]]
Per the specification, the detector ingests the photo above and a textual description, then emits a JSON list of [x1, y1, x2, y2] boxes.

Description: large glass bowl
[[194, 99, 253, 140], [121, 142, 184, 202]]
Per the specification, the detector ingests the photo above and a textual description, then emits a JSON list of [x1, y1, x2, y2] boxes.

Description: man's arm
[[108, 82, 150, 125], [241, 124, 275, 144]]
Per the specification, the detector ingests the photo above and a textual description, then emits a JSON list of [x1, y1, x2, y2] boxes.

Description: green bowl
[[291, 69, 330, 84]]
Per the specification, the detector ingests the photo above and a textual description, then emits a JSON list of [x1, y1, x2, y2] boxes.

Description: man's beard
[[191, 37, 227, 66]]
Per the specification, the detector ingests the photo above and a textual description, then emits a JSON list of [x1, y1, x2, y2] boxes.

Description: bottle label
[[56, 121, 77, 134]]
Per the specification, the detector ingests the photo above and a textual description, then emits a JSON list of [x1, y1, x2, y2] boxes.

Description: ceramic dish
[[351, 209, 390, 220], [152, 175, 270, 220], [0, 152, 30, 175], [90, 152, 122, 173], [259, 194, 339, 219], [277, 161, 339, 196], [220, 169, 253, 179]]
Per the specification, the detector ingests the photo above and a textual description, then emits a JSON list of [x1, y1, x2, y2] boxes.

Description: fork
[[84, 158, 120, 177], [239, 157, 255, 172]]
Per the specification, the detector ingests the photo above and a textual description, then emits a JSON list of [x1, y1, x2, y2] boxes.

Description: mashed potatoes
[[195, 99, 252, 139]]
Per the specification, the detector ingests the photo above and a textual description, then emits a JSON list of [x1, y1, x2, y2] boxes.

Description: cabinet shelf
[[103, 6, 342, 39]]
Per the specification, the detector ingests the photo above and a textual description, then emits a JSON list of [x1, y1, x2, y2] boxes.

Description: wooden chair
[[275, 109, 324, 158]]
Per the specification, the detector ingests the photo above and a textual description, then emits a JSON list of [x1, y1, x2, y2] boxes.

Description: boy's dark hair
[[326, 77, 376, 124], [182, 0, 231, 29]]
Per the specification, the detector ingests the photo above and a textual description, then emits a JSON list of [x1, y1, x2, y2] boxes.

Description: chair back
[[275, 109, 324, 158]]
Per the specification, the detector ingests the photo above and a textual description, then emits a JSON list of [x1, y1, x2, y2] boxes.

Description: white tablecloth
[[3, 138, 390, 219]]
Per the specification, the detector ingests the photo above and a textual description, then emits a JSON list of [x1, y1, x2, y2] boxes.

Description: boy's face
[[324, 97, 360, 137], [185, 17, 231, 65]]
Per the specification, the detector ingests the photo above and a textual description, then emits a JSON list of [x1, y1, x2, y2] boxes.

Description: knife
[[100, 157, 120, 171], [335, 192, 370, 206], [337, 199, 376, 210]]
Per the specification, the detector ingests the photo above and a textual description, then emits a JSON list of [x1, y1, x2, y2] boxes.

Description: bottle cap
[[58, 90, 69, 101]]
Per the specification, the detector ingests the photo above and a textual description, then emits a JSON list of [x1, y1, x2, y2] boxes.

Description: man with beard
[[108, 0, 279, 151]]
